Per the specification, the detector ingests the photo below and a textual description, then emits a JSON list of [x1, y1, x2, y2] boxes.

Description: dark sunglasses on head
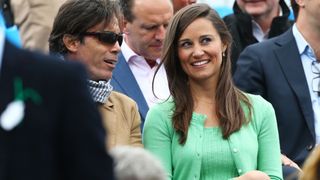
[[81, 31, 123, 46]]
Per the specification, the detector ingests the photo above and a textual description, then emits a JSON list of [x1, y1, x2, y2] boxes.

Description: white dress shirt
[[293, 24, 320, 145], [121, 40, 170, 108]]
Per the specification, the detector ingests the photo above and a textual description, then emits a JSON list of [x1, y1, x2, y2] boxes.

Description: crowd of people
[[0, 0, 319, 180]]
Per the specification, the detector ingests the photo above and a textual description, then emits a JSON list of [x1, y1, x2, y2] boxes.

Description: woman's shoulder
[[145, 98, 175, 125], [149, 97, 175, 113], [243, 92, 272, 109], [242, 92, 276, 128]]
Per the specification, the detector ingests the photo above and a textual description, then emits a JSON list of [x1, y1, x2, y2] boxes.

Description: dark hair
[[111, 0, 124, 31], [49, 0, 120, 55], [158, 3, 252, 144], [290, 0, 299, 21], [119, 0, 135, 22]]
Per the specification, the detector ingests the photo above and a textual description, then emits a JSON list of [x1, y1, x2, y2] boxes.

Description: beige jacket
[[99, 91, 142, 149], [10, 0, 65, 53]]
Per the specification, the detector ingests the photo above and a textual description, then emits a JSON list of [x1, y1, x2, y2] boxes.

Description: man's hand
[[281, 154, 301, 171]]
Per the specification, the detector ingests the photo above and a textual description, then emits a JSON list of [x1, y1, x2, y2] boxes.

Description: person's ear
[[63, 34, 80, 53], [222, 44, 227, 53], [295, 0, 305, 7]]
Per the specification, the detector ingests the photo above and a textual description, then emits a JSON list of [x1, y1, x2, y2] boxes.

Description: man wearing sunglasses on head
[[49, 0, 142, 149], [110, 0, 174, 127]]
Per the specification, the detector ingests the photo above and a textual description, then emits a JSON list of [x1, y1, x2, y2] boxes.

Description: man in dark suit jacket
[[234, 0, 319, 178], [0, 37, 114, 179], [223, 0, 293, 74]]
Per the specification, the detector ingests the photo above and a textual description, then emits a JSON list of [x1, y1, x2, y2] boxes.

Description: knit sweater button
[[233, 148, 238, 153]]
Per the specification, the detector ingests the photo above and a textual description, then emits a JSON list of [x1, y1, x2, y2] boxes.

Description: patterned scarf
[[51, 53, 113, 103], [87, 80, 113, 103]]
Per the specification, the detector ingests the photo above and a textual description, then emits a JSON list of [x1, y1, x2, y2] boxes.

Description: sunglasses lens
[[118, 35, 123, 46], [82, 31, 122, 46], [100, 32, 122, 46]]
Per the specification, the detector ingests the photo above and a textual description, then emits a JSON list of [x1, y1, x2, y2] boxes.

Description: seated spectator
[[143, 3, 282, 180], [110, 146, 166, 180], [223, 0, 293, 74], [110, 0, 173, 126], [49, 0, 142, 149], [233, 0, 319, 179]]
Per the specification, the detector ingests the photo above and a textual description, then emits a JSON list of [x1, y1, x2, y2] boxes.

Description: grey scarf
[[87, 80, 113, 103]]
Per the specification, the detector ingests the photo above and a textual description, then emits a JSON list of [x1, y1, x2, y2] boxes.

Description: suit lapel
[[111, 52, 149, 121], [274, 30, 315, 138], [99, 99, 117, 148]]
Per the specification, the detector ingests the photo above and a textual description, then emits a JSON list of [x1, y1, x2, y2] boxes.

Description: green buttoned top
[[143, 93, 283, 180]]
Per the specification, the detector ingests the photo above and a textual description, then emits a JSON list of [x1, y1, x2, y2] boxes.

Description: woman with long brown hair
[[143, 3, 282, 180]]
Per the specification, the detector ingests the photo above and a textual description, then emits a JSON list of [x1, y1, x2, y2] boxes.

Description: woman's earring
[[222, 52, 225, 57]]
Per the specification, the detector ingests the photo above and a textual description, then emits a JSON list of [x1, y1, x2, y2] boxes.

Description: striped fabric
[[87, 80, 113, 103]]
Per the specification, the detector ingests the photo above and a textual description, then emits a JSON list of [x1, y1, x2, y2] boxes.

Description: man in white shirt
[[111, 0, 173, 125]]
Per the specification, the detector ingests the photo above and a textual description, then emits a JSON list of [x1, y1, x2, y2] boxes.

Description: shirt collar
[[292, 24, 315, 59], [121, 37, 138, 63], [252, 21, 269, 42], [251, 8, 283, 42], [121, 36, 161, 64]]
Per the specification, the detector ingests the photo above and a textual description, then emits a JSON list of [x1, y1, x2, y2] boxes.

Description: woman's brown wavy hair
[[154, 3, 252, 144]]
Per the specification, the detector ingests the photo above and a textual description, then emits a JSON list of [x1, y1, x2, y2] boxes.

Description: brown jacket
[[99, 91, 142, 149]]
